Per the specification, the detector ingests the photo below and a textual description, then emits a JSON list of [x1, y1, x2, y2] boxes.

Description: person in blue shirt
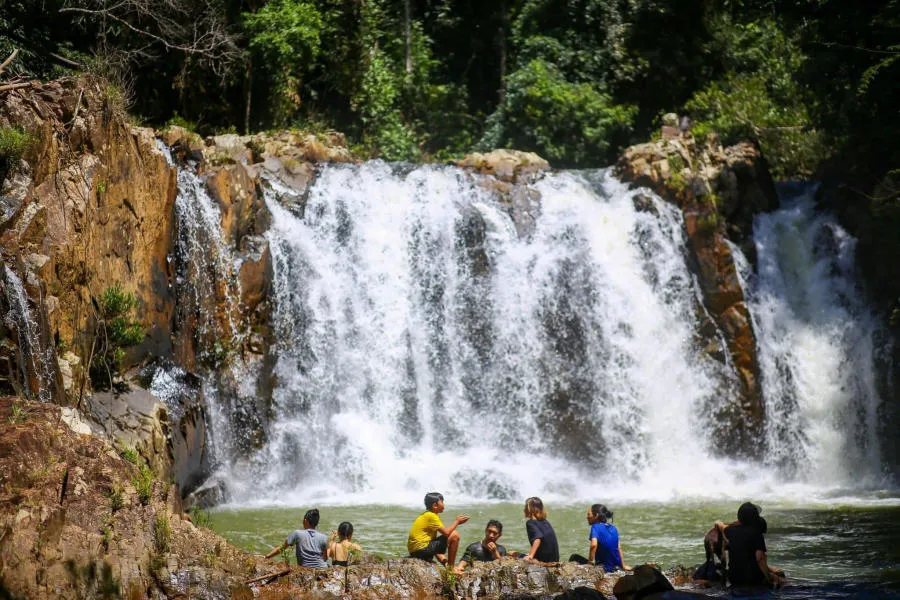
[[569, 504, 630, 572]]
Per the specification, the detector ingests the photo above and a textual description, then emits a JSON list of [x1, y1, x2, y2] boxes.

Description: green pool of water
[[209, 500, 900, 595]]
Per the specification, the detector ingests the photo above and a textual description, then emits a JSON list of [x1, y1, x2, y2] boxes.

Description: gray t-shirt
[[286, 528, 329, 568]]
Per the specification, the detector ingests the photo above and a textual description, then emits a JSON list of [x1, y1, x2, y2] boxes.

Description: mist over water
[[169, 163, 894, 507]]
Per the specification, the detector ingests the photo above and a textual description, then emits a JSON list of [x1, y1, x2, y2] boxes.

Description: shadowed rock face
[[615, 122, 778, 458]]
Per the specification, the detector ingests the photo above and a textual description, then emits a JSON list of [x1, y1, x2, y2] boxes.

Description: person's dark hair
[[424, 492, 444, 510], [338, 521, 354, 540], [524, 497, 547, 520], [304, 508, 320, 528], [486, 519, 503, 535], [737, 502, 761, 527], [591, 504, 614, 523]]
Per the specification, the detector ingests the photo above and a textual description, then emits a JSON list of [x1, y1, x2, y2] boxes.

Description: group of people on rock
[[264, 494, 783, 590]]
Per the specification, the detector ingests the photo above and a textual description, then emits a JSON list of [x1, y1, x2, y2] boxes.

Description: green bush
[[479, 59, 636, 167], [0, 126, 32, 185], [119, 446, 139, 465], [90, 285, 146, 390], [133, 465, 153, 506], [153, 515, 171, 554], [108, 482, 124, 512]]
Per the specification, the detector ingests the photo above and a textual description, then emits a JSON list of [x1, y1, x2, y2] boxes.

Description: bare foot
[[453, 566, 465, 575]]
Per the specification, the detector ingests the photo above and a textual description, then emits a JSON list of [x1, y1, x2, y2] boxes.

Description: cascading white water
[[170, 161, 893, 506], [216, 162, 775, 505], [736, 184, 890, 491], [2, 266, 54, 402]]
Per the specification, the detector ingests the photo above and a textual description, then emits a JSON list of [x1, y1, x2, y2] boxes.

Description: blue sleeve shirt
[[590, 522, 621, 572]]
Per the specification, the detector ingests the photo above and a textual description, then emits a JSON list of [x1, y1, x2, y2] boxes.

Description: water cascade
[[2, 266, 55, 402], [171, 163, 892, 505], [737, 185, 890, 491]]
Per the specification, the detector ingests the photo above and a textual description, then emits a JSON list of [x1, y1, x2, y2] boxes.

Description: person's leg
[[446, 530, 461, 567], [569, 554, 590, 564]]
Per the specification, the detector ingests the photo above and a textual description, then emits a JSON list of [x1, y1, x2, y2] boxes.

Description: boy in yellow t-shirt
[[407, 492, 469, 568]]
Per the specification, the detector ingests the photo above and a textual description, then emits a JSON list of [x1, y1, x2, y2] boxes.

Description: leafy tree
[[90, 285, 145, 390], [480, 59, 635, 167], [244, 0, 324, 126]]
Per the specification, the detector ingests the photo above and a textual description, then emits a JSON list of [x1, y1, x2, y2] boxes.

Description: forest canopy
[[0, 1, 894, 173], [1, 0, 899, 316]]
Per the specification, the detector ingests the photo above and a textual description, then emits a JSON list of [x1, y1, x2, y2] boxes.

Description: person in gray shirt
[[265, 508, 329, 568]]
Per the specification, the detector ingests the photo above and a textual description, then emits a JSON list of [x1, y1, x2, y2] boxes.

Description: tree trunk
[[404, 0, 413, 74], [244, 57, 252, 135]]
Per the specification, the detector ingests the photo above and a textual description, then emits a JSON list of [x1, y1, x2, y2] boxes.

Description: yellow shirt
[[407, 511, 444, 553]]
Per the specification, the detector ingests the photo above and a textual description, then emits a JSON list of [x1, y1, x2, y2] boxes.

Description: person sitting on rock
[[692, 520, 727, 583], [522, 496, 560, 563], [407, 492, 470, 569], [724, 502, 785, 589], [265, 508, 329, 568], [569, 504, 630, 571], [456, 519, 507, 572], [328, 521, 362, 567]]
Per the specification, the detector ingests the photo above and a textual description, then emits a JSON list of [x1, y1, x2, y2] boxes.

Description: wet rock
[[457, 149, 550, 184], [84, 386, 174, 480]]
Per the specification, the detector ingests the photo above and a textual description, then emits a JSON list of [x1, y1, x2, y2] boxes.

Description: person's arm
[[265, 539, 290, 559], [618, 542, 631, 570], [438, 514, 470, 536], [588, 538, 598, 562], [486, 541, 501, 560], [524, 538, 541, 560], [755, 551, 785, 587]]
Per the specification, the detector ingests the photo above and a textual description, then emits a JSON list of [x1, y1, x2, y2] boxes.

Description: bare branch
[[0, 49, 19, 76], [0, 82, 33, 93]]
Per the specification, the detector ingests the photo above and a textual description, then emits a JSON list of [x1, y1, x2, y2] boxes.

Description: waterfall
[[216, 162, 761, 504], [737, 184, 890, 490], [171, 161, 893, 505], [2, 266, 54, 402]]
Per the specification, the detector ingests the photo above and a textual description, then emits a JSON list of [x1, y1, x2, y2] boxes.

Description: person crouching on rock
[[569, 504, 630, 571], [456, 519, 507, 573], [522, 496, 560, 563], [265, 508, 329, 568], [407, 492, 470, 569], [725, 502, 786, 589]]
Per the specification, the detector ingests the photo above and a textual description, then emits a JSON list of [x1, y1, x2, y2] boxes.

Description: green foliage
[[108, 482, 124, 513], [90, 285, 145, 390], [153, 515, 172, 554], [7, 398, 30, 424], [480, 59, 636, 167], [244, 0, 324, 127], [353, 49, 419, 161], [187, 506, 211, 529], [696, 212, 721, 235], [133, 465, 153, 506], [119, 446, 139, 465], [0, 126, 32, 185]]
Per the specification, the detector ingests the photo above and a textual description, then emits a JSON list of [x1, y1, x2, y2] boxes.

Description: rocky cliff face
[[615, 116, 779, 457]]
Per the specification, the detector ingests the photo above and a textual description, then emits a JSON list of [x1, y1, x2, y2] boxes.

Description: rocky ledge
[[615, 115, 778, 457]]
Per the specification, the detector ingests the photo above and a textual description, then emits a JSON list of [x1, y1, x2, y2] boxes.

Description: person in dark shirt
[[724, 502, 785, 589], [456, 519, 507, 572], [523, 497, 560, 563]]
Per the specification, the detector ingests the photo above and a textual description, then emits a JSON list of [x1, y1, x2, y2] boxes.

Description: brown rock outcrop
[[615, 119, 778, 455], [0, 77, 178, 405]]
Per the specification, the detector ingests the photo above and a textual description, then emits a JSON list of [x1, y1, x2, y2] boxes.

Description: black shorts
[[409, 536, 448, 562]]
